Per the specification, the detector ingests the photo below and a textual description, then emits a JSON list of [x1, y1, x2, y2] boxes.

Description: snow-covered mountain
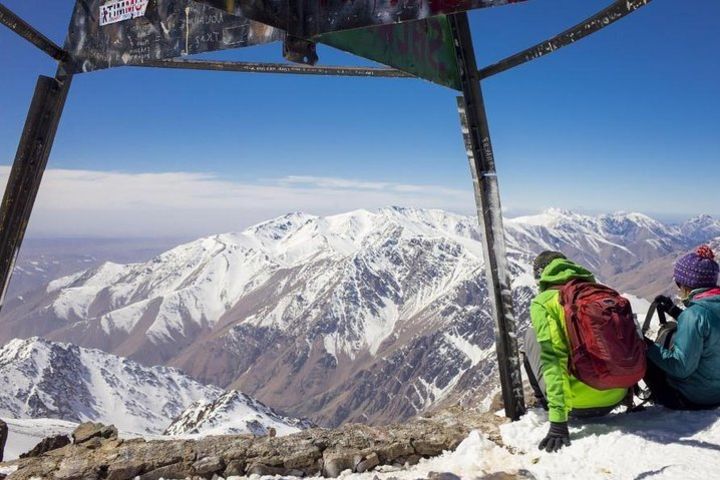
[[165, 390, 314, 437], [0, 208, 717, 428], [0, 337, 303, 437], [3, 238, 181, 308], [679, 214, 720, 245], [0, 337, 222, 434], [505, 209, 691, 276]]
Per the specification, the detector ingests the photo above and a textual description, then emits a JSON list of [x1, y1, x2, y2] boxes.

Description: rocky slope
[[0, 208, 716, 428]]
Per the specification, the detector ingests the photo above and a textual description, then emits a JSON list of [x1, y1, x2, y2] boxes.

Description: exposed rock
[[322, 451, 357, 478], [376, 442, 414, 463], [72, 422, 118, 444], [428, 473, 462, 480], [404, 454, 422, 466], [138, 462, 194, 480], [19, 435, 71, 458], [222, 459, 245, 477], [192, 456, 223, 475], [355, 452, 379, 473], [3, 409, 509, 480], [245, 463, 287, 476]]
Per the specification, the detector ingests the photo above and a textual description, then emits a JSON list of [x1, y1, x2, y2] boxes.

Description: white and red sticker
[[100, 0, 149, 26]]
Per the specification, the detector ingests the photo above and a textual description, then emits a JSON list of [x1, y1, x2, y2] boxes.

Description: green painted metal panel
[[317, 17, 461, 90]]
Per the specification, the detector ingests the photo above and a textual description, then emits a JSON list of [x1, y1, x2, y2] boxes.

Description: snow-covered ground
[[325, 407, 720, 480]]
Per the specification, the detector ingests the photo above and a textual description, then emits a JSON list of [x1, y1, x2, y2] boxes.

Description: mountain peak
[[164, 390, 312, 437], [681, 214, 720, 243], [545, 207, 576, 216], [245, 211, 317, 241]]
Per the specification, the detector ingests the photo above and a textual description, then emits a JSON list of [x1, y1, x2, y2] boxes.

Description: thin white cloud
[[0, 167, 475, 238]]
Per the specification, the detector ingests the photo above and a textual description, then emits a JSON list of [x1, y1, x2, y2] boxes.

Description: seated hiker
[[524, 251, 641, 453], [644, 245, 720, 410]]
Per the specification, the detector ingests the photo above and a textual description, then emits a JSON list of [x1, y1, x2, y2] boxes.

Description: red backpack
[[557, 279, 646, 390]]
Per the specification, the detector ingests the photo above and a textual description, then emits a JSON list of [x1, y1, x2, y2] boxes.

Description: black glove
[[539, 421, 570, 453], [654, 295, 683, 318], [654, 295, 683, 319], [654, 295, 673, 311]]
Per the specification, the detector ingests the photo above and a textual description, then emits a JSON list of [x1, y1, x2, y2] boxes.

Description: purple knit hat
[[674, 245, 719, 289]]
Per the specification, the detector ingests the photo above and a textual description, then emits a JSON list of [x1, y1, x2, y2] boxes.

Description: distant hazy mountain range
[[1, 208, 718, 427]]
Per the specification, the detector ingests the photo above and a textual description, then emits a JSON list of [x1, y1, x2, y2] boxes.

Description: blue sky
[[1, 0, 718, 237]]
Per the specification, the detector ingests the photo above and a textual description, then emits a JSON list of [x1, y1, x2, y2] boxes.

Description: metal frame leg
[[0, 68, 73, 310], [450, 12, 526, 420]]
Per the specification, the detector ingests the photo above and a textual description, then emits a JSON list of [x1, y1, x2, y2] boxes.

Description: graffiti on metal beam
[[195, 0, 528, 37], [65, 0, 283, 73]]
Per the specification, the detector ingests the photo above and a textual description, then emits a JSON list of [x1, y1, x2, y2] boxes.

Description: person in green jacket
[[645, 245, 720, 409], [524, 251, 628, 453]]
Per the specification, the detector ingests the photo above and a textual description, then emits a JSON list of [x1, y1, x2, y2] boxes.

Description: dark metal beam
[[139, 59, 414, 79], [194, 0, 529, 37], [0, 3, 67, 61], [450, 12, 526, 421], [479, 0, 652, 79], [0, 68, 73, 310]]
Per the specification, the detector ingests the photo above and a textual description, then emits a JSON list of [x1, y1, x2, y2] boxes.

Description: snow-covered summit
[[681, 214, 720, 244], [164, 390, 313, 437]]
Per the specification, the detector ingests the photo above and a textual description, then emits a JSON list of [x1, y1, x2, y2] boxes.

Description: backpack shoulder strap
[[642, 301, 667, 335]]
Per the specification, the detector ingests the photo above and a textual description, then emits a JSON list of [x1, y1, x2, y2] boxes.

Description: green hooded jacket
[[530, 258, 628, 423]]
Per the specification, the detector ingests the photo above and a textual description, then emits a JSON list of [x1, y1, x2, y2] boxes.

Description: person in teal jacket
[[645, 245, 720, 410], [524, 251, 628, 453]]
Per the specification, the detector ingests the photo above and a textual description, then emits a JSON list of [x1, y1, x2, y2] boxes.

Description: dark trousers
[[643, 358, 717, 411], [523, 327, 619, 418]]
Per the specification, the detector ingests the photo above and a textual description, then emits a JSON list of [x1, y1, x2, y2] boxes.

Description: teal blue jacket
[[647, 288, 720, 406]]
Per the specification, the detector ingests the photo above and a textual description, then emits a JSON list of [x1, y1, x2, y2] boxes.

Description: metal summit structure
[[0, 0, 653, 421]]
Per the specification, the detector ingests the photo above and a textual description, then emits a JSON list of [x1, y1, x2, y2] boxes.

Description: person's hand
[[654, 295, 682, 319], [538, 422, 570, 452], [654, 295, 674, 311]]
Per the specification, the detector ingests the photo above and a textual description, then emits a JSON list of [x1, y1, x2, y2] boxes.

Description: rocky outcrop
[[72, 423, 118, 444], [4, 408, 507, 480], [19, 435, 71, 459]]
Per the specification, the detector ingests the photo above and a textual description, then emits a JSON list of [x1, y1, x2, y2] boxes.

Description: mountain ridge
[[1, 207, 717, 427]]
